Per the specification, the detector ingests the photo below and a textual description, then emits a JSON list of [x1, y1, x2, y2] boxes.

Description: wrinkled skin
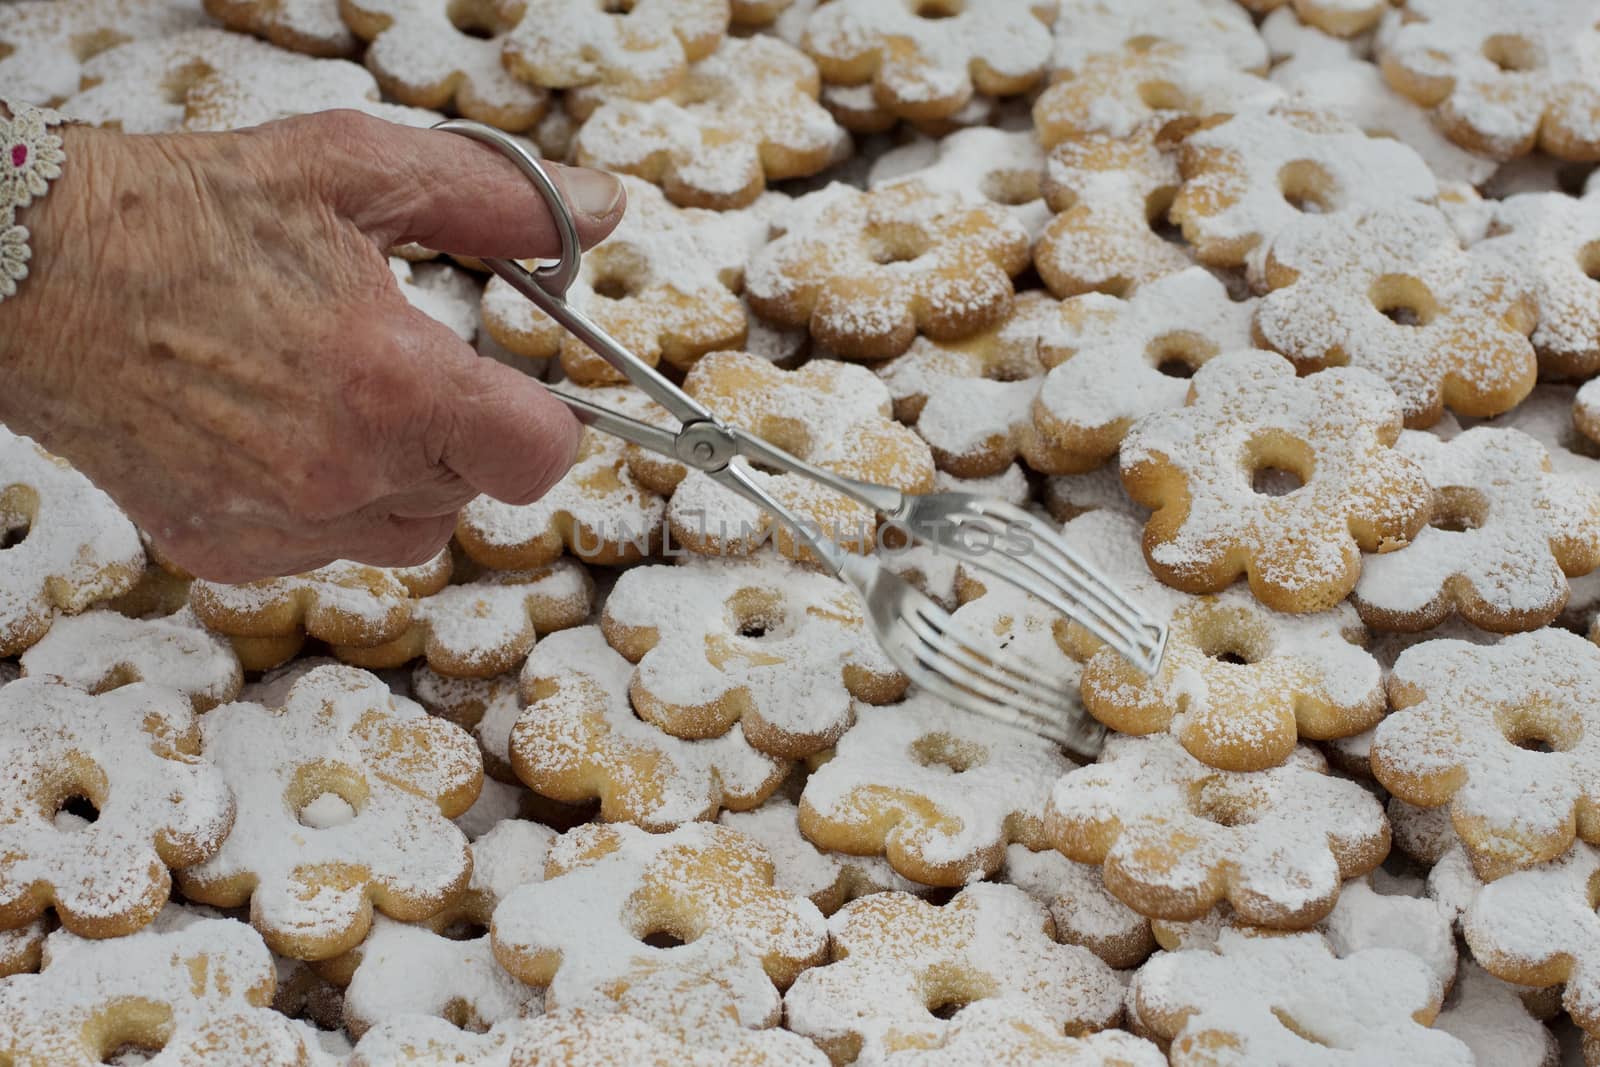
[[0, 109, 626, 581]]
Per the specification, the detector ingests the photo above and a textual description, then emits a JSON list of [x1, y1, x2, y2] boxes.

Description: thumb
[[305, 110, 626, 258], [439, 353, 583, 507]]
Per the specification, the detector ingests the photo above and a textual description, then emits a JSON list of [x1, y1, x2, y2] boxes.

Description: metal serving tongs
[[438, 119, 1167, 758]]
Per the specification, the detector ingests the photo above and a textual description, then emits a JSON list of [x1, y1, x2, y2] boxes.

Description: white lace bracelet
[[0, 98, 70, 303]]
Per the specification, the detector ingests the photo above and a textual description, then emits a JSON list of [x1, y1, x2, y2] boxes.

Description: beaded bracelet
[[0, 99, 70, 303]]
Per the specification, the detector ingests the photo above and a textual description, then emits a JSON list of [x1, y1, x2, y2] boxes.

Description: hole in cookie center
[[929, 999, 967, 1020], [298, 792, 357, 829], [910, 733, 987, 773], [286, 762, 369, 830], [1271, 1007, 1333, 1047], [979, 170, 1041, 208], [441, 920, 490, 942], [1370, 274, 1438, 328], [601, 0, 636, 13], [1278, 160, 1334, 214], [0, 485, 38, 550], [55, 793, 100, 831], [91, 1001, 174, 1065], [1495, 704, 1582, 755], [592, 273, 638, 301], [1189, 780, 1257, 827], [1147, 333, 1216, 380], [1137, 79, 1187, 112], [1251, 467, 1304, 496], [869, 231, 932, 266], [1245, 432, 1314, 498], [1482, 34, 1542, 72], [641, 930, 686, 949], [1428, 487, 1489, 533], [912, 0, 963, 18]]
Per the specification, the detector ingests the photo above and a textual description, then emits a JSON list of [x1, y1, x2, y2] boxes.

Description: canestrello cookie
[[1051, 0, 1268, 78], [1476, 191, 1600, 377], [1255, 201, 1537, 428], [510, 627, 789, 830], [745, 182, 1031, 360], [601, 554, 905, 759], [1058, 510, 1385, 772], [1049, 734, 1389, 928], [574, 35, 847, 211], [176, 665, 482, 961], [20, 607, 242, 712], [0, 678, 233, 939], [783, 884, 1124, 1063], [0, 430, 144, 657], [1233, 0, 1390, 37], [1352, 427, 1600, 633], [499, 0, 728, 102], [797, 0, 1054, 124], [189, 549, 451, 671], [1120, 349, 1431, 614], [1373, 629, 1600, 881], [0, 0, 211, 106], [797, 692, 1073, 887], [1003, 843, 1157, 971], [868, 126, 1052, 239]]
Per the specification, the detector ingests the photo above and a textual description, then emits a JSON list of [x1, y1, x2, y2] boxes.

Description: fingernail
[[565, 167, 625, 221]]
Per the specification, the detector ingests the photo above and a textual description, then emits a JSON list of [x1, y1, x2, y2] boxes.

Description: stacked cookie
[[5, 0, 1600, 1063]]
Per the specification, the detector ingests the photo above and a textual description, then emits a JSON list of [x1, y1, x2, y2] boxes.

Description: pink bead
[[9, 145, 24, 169]]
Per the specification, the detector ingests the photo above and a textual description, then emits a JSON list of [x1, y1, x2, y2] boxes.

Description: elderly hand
[[0, 108, 624, 582]]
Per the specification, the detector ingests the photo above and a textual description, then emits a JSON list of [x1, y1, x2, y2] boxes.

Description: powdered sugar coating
[[61, 28, 440, 132], [20, 607, 242, 712], [413, 668, 525, 779], [783, 883, 1122, 1063], [491, 821, 827, 998], [0, 0, 210, 106], [1035, 42, 1282, 145], [870, 127, 1051, 238], [601, 554, 904, 758], [1051, 0, 1267, 75], [0, 431, 144, 656], [1258, 202, 1537, 427], [511, 627, 789, 829], [1131, 929, 1472, 1065], [178, 665, 481, 961], [1057, 510, 1384, 772], [1477, 192, 1600, 377], [340, 0, 547, 130], [0, 678, 234, 937], [1353, 428, 1600, 632], [1029, 267, 1255, 473], [203, 0, 352, 56], [1373, 629, 1600, 880], [719, 796, 920, 915], [746, 181, 1031, 360], [391, 258, 479, 342], [1120, 349, 1431, 613], [1436, 959, 1560, 1067], [1034, 123, 1191, 299], [1238, 0, 1391, 38], [1001, 843, 1155, 970], [501, 0, 727, 98], [576, 35, 846, 210], [799, 0, 1055, 119], [0, 907, 314, 1066], [1048, 734, 1390, 927], [798, 692, 1074, 886], [1172, 104, 1438, 286], [1379, 0, 1600, 161]]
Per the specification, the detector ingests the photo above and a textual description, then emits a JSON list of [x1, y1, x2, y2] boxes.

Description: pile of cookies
[[5, 0, 1600, 1063]]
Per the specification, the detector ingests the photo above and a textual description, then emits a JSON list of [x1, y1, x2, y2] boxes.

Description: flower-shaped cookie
[[1057, 510, 1385, 772], [1131, 929, 1473, 1065], [177, 665, 482, 961], [636, 353, 936, 561], [720, 797, 921, 917], [330, 558, 592, 677], [0, 0, 211, 106], [784, 884, 1123, 1063], [601, 554, 904, 758], [331, 820, 552, 1038], [869, 126, 1052, 239], [0, 907, 317, 1067], [797, 692, 1074, 887], [19, 607, 242, 712], [339, 0, 547, 130], [575, 35, 846, 210], [745, 182, 1031, 360], [0, 678, 233, 938], [1050, 0, 1268, 77], [1171, 104, 1437, 285], [491, 821, 828, 996], [1034, 41, 1282, 145], [1353, 428, 1600, 632], [510, 627, 789, 829], [1373, 629, 1600, 880], [1033, 122, 1191, 300], [1236, 0, 1390, 37], [1002, 844, 1156, 970], [1048, 735, 1390, 927], [190, 549, 451, 670], [1257, 202, 1538, 428], [500, 0, 727, 100], [481, 179, 775, 382], [1436, 960, 1562, 1067], [1475, 192, 1600, 377], [1029, 267, 1255, 473], [456, 386, 669, 570], [1120, 349, 1432, 613], [1462, 842, 1600, 1035], [799, 0, 1054, 123], [203, 0, 355, 56], [0, 431, 145, 656], [1380, 0, 1600, 161]]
